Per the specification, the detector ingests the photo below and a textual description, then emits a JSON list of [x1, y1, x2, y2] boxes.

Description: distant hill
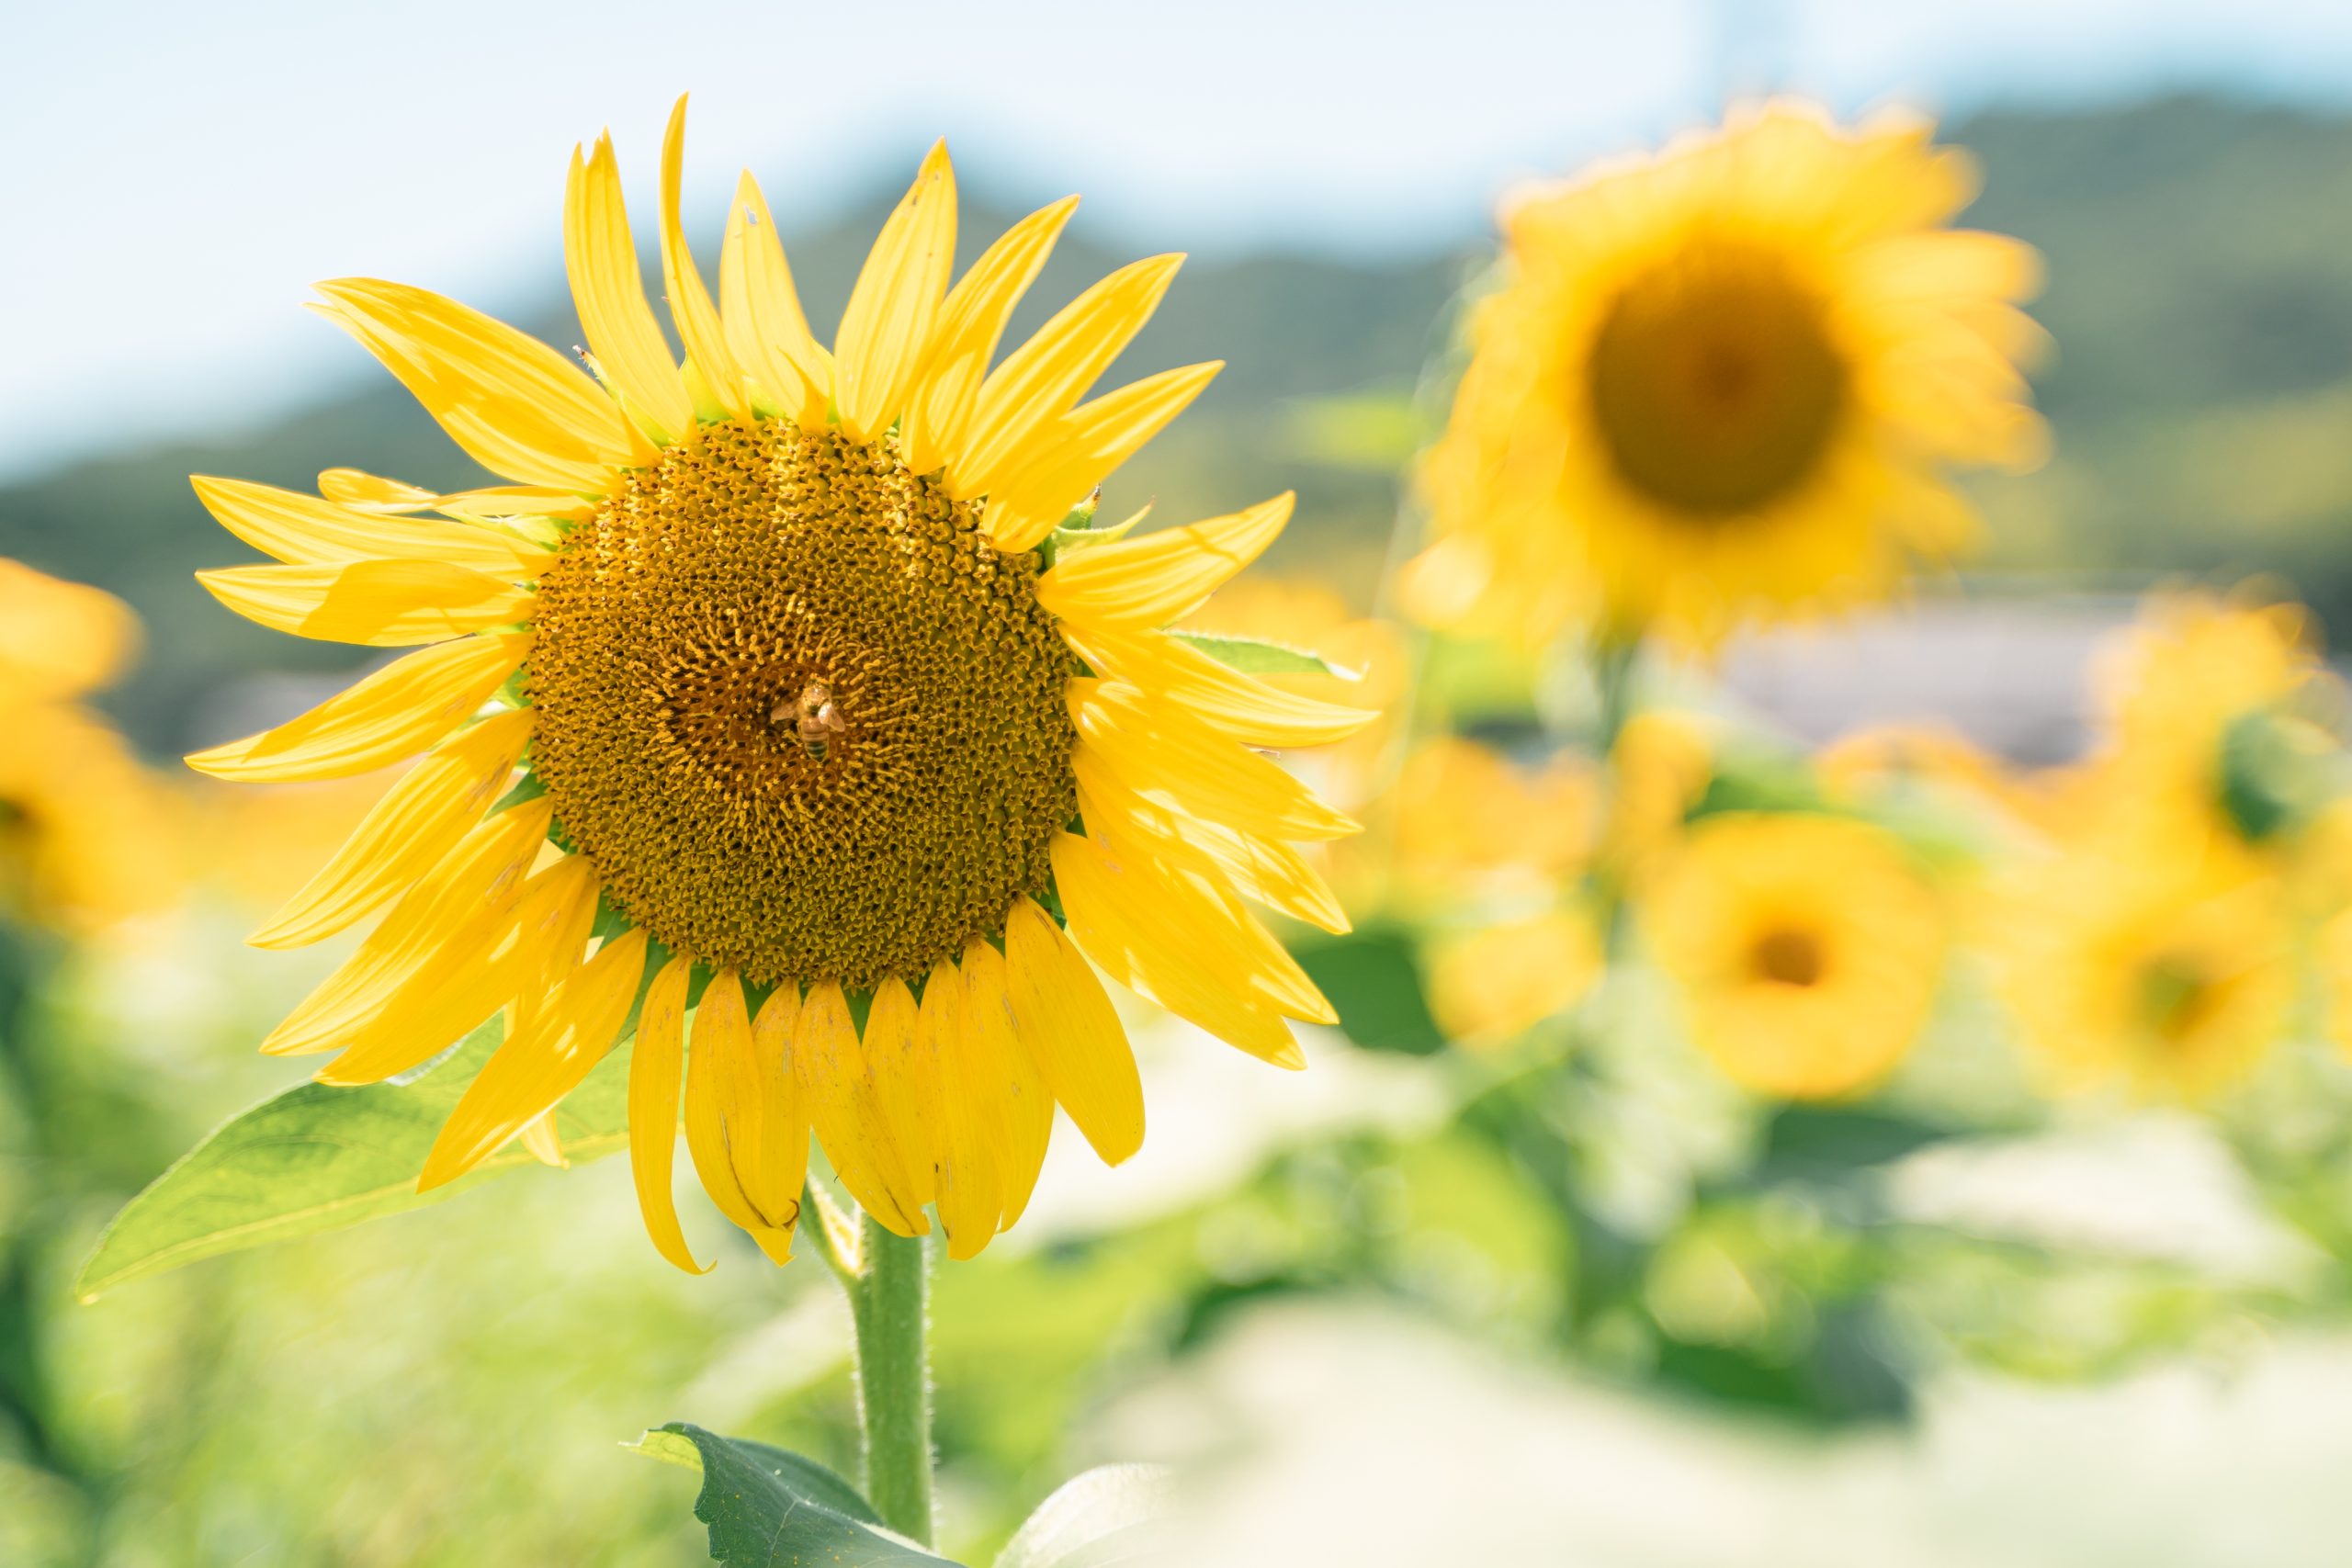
[[11, 94, 2352, 751]]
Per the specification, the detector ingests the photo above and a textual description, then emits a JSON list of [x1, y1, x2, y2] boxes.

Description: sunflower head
[[1644, 810, 1946, 1099], [185, 98, 1374, 1269], [1998, 846, 2291, 1103], [1405, 100, 2047, 652]]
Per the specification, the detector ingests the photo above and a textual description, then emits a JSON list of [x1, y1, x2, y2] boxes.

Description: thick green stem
[[847, 1216, 934, 1546]]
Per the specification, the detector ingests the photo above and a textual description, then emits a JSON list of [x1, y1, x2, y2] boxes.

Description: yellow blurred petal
[[1037, 493, 1292, 629], [417, 928, 648, 1190], [719, 170, 831, 427], [194, 476, 552, 578], [565, 132, 694, 444], [628, 953, 710, 1273], [946, 254, 1183, 500], [983, 361, 1223, 553], [862, 975, 939, 1208], [792, 981, 928, 1236], [659, 96, 751, 420], [1069, 679, 1358, 843], [1001, 895, 1143, 1165], [901, 195, 1079, 475], [834, 141, 956, 442], [0, 559, 139, 704], [197, 560, 535, 648], [961, 938, 1052, 1228], [311, 278, 632, 490], [185, 633, 529, 783], [926, 956, 1005, 1260], [249, 707, 534, 949], [1052, 830, 1305, 1067]]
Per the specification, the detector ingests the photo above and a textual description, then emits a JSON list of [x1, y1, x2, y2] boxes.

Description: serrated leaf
[[1169, 631, 1356, 680], [632, 1423, 957, 1567], [993, 1464, 1176, 1568], [75, 1016, 629, 1301]]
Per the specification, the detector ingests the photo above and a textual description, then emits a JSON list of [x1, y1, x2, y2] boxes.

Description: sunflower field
[[13, 25, 2352, 1566]]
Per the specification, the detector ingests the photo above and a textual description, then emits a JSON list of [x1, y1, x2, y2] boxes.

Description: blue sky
[[6, 0, 2352, 479]]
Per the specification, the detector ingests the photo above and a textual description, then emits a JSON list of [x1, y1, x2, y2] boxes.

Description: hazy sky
[[6, 0, 2352, 479]]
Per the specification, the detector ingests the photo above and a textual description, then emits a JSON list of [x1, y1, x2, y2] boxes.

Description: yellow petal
[[961, 938, 1052, 1228], [1069, 679, 1358, 843], [1051, 831, 1305, 1067], [185, 633, 529, 783], [926, 956, 1005, 1260], [629, 953, 711, 1273], [1058, 620, 1375, 749], [417, 928, 648, 1190], [1036, 493, 1292, 629], [862, 976, 939, 1209], [519, 1113, 567, 1168], [266, 798, 550, 1057], [1001, 895, 1143, 1164], [1074, 752, 1347, 933], [982, 361, 1223, 553], [659, 96, 751, 421], [684, 969, 791, 1250], [744, 986, 812, 1248], [194, 476, 552, 578], [197, 559, 534, 648], [902, 196, 1080, 475], [833, 141, 956, 442], [564, 132, 694, 444], [945, 254, 1183, 500], [792, 981, 928, 1236], [279, 803, 555, 1066], [1072, 795, 1337, 1026], [503, 854, 604, 1042], [250, 707, 535, 949], [317, 468, 435, 510], [719, 171, 831, 428], [311, 279, 635, 489]]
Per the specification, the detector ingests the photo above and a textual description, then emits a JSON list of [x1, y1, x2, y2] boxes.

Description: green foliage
[[74, 1019, 628, 1300], [1290, 925, 1445, 1055], [631, 1423, 956, 1567], [1170, 630, 1358, 679]]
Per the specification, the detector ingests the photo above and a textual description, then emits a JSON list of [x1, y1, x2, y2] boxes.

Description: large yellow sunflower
[[1403, 101, 2045, 651], [187, 99, 1373, 1269], [1643, 811, 1946, 1099], [1996, 841, 2291, 1104]]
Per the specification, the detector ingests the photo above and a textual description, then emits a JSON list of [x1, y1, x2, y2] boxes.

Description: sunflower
[[1996, 841, 2291, 1103], [1403, 101, 2045, 652], [0, 561, 177, 933], [187, 99, 1373, 1269], [1643, 812, 1945, 1099]]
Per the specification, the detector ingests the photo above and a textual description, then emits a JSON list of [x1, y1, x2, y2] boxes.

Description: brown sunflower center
[[1750, 925, 1826, 988], [526, 420, 1078, 989], [1586, 240, 1849, 519], [2136, 953, 2218, 1047]]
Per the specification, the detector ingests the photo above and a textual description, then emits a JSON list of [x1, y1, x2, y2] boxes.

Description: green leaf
[[1169, 631, 1357, 681], [1289, 926, 1443, 1055], [993, 1464, 1175, 1568], [74, 1017, 629, 1301], [630, 1423, 957, 1567]]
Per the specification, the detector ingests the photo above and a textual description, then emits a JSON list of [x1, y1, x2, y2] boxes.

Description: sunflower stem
[[847, 1215, 934, 1546]]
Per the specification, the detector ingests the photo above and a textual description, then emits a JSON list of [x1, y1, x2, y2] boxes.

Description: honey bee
[[775, 681, 847, 757]]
